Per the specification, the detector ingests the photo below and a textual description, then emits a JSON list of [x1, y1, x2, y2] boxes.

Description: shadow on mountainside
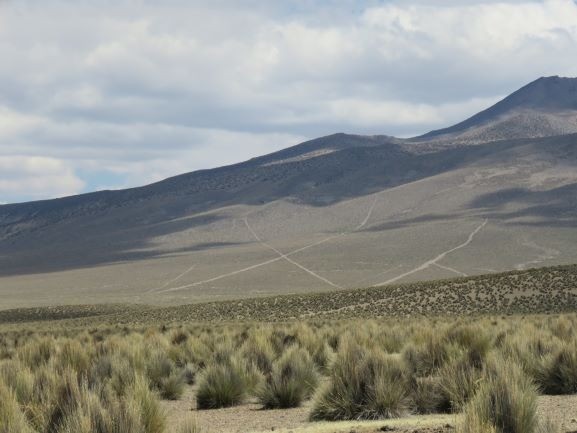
[[0, 134, 576, 276], [468, 183, 577, 228]]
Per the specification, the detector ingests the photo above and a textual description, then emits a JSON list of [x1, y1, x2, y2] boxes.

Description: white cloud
[[0, 107, 45, 139], [0, 156, 84, 202], [77, 128, 306, 189], [0, 0, 576, 202]]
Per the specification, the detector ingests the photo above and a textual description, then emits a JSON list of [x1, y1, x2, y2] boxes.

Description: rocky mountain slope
[[415, 76, 577, 146], [0, 76, 576, 309]]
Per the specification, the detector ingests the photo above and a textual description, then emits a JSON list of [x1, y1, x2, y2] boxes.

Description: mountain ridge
[[3, 76, 577, 211], [415, 76, 577, 143], [0, 76, 576, 309]]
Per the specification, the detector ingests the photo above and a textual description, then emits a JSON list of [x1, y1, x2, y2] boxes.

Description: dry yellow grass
[[1, 265, 576, 432]]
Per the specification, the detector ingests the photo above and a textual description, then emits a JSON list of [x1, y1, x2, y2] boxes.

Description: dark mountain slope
[[0, 134, 400, 240], [415, 76, 577, 144]]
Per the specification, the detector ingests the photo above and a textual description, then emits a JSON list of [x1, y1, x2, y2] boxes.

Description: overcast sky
[[1, 0, 577, 203]]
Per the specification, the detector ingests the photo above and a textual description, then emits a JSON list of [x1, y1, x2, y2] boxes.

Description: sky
[[1, 0, 577, 203]]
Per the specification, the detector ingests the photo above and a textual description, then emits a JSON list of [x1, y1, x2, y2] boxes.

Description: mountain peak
[[416, 76, 577, 142], [508, 75, 577, 110]]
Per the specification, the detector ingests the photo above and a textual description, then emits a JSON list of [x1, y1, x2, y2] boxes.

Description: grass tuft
[[256, 346, 318, 409], [196, 357, 258, 409], [310, 340, 411, 421], [459, 356, 538, 433]]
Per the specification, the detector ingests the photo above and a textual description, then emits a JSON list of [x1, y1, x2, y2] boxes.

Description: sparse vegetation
[[1, 284, 576, 432], [1, 265, 576, 326]]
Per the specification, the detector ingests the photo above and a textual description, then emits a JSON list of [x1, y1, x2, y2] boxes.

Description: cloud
[[0, 0, 576, 202], [0, 156, 84, 202]]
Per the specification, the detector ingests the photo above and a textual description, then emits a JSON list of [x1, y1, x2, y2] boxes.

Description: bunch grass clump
[[310, 340, 411, 421], [196, 357, 260, 409], [438, 353, 483, 412], [459, 356, 538, 433], [257, 346, 318, 409], [540, 341, 577, 394], [403, 331, 452, 376], [0, 383, 34, 433]]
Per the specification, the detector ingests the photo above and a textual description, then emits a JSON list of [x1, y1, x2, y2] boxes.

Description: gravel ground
[[537, 395, 577, 432], [162, 387, 577, 433]]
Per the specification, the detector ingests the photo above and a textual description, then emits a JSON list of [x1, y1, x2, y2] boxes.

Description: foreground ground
[[2, 266, 577, 433], [162, 388, 457, 433], [161, 388, 577, 433], [2, 312, 577, 433]]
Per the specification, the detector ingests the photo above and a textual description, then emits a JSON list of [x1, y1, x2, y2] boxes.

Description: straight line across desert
[[1, 2, 577, 433]]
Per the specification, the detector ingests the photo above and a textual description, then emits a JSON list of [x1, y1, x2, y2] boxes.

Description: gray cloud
[[0, 0, 576, 202]]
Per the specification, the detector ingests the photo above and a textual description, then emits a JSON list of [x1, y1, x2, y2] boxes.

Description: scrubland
[[2, 264, 576, 327], [2, 313, 577, 433]]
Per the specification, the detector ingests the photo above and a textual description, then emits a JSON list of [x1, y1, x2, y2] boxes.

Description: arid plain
[[1, 77, 577, 433]]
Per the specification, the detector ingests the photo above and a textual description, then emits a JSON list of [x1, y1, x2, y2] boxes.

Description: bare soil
[[161, 386, 577, 433]]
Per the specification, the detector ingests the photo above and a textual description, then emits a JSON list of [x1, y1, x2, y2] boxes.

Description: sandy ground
[[537, 395, 577, 432], [161, 386, 577, 433]]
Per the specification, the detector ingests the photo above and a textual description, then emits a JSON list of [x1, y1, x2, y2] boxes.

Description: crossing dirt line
[[243, 218, 342, 289], [155, 192, 382, 294], [302, 219, 489, 318], [378, 219, 488, 286]]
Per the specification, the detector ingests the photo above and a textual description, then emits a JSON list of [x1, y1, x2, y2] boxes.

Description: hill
[[414, 76, 577, 146], [1, 264, 576, 325], [0, 77, 576, 309]]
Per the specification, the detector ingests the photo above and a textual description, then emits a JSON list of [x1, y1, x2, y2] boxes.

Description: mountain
[[1, 76, 576, 309], [414, 76, 577, 145]]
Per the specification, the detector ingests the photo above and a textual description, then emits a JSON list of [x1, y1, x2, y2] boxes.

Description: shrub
[[146, 351, 174, 391], [196, 358, 258, 409], [25, 364, 58, 431], [159, 373, 185, 400], [0, 383, 34, 433], [256, 346, 318, 409], [403, 332, 451, 375], [500, 330, 560, 388], [439, 354, 483, 412], [411, 377, 445, 414], [131, 375, 166, 433], [18, 337, 53, 368], [241, 333, 275, 376], [459, 357, 538, 433], [540, 342, 577, 394], [310, 341, 411, 420], [53, 381, 161, 433], [58, 340, 91, 376], [0, 360, 34, 404], [46, 370, 83, 433], [109, 358, 136, 397]]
